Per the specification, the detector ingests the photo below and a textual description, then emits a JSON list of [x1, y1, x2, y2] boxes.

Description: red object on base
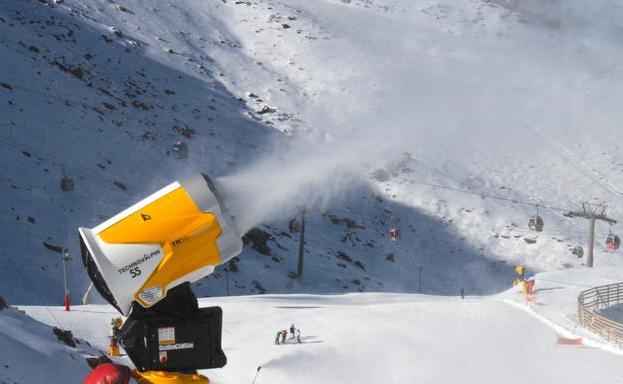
[[84, 363, 132, 384], [557, 337, 583, 345], [64, 292, 70, 311]]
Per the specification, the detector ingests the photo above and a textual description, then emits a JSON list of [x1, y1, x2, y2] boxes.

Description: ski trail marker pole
[[82, 282, 94, 305], [62, 249, 70, 311], [251, 366, 262, 384]]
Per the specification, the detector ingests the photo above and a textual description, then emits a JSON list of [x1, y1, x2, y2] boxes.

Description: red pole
[[62, 249, 70, 311]]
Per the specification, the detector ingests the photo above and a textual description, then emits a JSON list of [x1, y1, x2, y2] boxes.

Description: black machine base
[[118, 284, 227, 372]]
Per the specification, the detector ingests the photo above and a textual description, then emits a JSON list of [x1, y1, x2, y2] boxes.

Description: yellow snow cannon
[[79, 173, 241, 381], [512, 264, 525, 286], [79, 173, 243, 316]]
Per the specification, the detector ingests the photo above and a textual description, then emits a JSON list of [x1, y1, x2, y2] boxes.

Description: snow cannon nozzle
[[78, 173, 243, 315], [200, 173, 241, 235]]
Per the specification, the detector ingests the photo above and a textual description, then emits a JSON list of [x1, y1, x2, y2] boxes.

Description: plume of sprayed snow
[[217, 130, 395, 235], [216, 0, 623, 233]]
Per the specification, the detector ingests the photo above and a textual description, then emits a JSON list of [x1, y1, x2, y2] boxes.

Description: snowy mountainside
[[0, 304, 97, 384], [2, 0, 623, 307]]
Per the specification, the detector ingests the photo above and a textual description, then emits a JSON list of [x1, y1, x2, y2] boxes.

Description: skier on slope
[[294, 327, 301, 343], [275, 330, 281, 345], [289, 324, 296, 338], [281, 329, 287, 344]]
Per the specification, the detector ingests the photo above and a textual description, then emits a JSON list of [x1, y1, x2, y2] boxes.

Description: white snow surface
[[17, 267, 623, 384], [0, 306, 96, 384]]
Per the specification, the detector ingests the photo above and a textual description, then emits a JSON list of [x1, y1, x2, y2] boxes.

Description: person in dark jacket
[[281, 329, 287, 344]]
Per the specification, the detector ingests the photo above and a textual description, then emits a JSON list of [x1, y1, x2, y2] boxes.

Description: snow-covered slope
[[3, 0, 623, 310], [0, 304, 97, 384], [20, 270, 623, 384]]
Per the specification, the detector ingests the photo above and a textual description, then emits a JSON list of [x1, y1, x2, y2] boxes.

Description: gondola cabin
[[390, 227, 400, 241], [606, 233, 621, 251], [60, 176, 74, 192], [571, 246, 584, 258], [288, 218, 301, 233], [528, 216, 544, 232], [172, 140, 189, 159]]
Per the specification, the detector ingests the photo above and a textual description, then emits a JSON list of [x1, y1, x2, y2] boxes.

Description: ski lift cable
[[325, 191, 590, 240], [407, 179, 570, 212], [0, 89, 607, 220], [306, 206, 590, 241], [314, 190, 587, 239], [0, 133, 130, 193], [465, 222, 585, 235], [518, 120, 623, 200], [0, 133, 104, 179], [0, 134, 91, 176], [311, 212, 608, 241], [1, 174, 135, 206], [411, 217, 588, 237], [5, 70, 617, 209], [4, 85, 613, 251], [2, 180, 124, 206]]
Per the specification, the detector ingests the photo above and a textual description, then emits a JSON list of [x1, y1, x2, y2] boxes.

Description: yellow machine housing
[[135, 371, 210, 384], [513, 264, 525, 286], [79, 174, 243, 315]]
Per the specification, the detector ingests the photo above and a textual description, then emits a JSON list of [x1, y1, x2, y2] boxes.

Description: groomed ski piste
[[0, 266, 620, 383]]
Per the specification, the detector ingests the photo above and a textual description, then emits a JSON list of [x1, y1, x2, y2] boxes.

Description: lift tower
[[566, 202, 617, 268]]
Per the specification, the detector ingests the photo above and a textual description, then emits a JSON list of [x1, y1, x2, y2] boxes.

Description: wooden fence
[[578, 282, 623, 346]]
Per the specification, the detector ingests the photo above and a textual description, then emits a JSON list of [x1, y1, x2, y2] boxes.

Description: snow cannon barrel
[[79, 173, 243, 315]]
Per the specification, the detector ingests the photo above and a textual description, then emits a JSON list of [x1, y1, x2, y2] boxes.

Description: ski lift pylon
[[528, 205, 544, 232]]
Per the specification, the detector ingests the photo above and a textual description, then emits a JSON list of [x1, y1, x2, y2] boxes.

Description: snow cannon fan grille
[[80, 235, 121, 313]]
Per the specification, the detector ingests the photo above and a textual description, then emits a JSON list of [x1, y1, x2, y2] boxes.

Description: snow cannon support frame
[[134, 370, 211, 383]]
